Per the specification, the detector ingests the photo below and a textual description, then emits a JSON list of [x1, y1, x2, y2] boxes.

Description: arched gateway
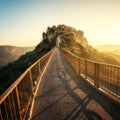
[[56, 36, 61, 47]]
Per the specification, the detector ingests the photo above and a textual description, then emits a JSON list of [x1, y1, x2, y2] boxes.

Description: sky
[[0, 0, 120, 46]]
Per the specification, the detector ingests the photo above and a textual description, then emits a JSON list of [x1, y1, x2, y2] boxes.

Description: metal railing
[[61, 48, 120, 100], [0, 48, 55, 120]]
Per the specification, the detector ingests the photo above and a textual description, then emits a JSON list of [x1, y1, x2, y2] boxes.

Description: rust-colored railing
[[61, 48, 120, 101], [0, 48, 55, 120]]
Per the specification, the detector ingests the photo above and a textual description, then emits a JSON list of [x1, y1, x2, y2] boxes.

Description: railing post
[[3, 100, 9, 120], [8, 95, 14, 119], [38, 62, 41, 75], [35, 66, 38, 80], [11, 92, 17, 119], [29, 70, 34, 95], [117, 67, 119, 96], [0, 108, 3, 120], [77, 58, 79, 74], [94, 63, 99, 88], [79, 58, 81, 74], [13, 87, 22, 120], [85, 59, 87, 79]]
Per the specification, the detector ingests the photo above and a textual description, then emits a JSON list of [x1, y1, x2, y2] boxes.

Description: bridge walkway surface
[[31, 48, 120, 120]]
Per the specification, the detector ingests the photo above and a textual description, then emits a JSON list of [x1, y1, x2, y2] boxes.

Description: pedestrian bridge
[[0, 48, 120, 120]]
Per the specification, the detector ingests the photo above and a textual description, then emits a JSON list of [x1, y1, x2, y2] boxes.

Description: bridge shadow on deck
[[56, 72, 102, 120], [59, 50, 120, 119], [32, 48, 120, 120]]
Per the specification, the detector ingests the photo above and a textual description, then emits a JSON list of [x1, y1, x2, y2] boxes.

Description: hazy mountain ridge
[[94, 45, 120, 55], [0, 45, 34, 67], [106, 53, 120, 64], [94, 44, 120, 64], [0, 24, 120, 95]]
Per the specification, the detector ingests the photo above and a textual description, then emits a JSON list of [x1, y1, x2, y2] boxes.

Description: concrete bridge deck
[[31, 48, 120, 120]]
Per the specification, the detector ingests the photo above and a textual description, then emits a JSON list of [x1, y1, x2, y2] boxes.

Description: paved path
[[31, 48, 120, 120]]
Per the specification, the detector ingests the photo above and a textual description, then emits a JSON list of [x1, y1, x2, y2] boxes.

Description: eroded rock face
[[35, 26, 57, 53], [59, 25, 89, 49], [35, 24, 88, 52], [35, 24, 119, 65]]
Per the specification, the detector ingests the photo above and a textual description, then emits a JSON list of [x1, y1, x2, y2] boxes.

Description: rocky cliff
[[56, 25, 119, 65], [0, 45, 34, 67]]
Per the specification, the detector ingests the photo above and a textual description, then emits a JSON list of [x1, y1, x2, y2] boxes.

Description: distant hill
[[106, 53, 120, 64], [0, 45, 34, 67], [94, 44, 120, 64], [94, 45, 120, 55]]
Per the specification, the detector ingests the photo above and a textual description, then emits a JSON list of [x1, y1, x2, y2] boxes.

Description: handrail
[[0, 48, 55, 120], [61, 48, 120, 103], [61, 48, 120, 68], [0, 49, 54, 104]]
